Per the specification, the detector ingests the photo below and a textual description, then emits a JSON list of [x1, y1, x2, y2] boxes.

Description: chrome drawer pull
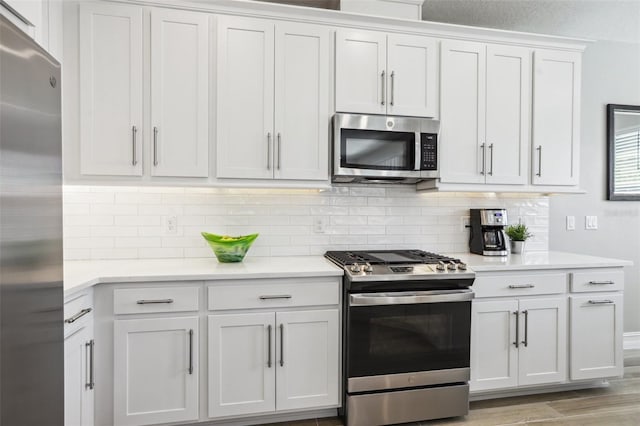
[[508, 284, 535, 289], [588, 280, 615, 285], [259, 295, 292, 300], [513, 311, 519, 348], [85, 339, 95, 390], [188, 329, 194, 375], [64, 308, 92, 324], [279, 323, 284, 367], [587, 300, 614, 305], [267, 325, 272, 368], [136, 299, 174, 305]]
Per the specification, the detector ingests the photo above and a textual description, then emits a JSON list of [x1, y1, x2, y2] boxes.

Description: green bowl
[[201, 232, 259, 263]]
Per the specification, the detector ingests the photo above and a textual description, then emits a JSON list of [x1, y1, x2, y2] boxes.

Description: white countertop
[[451, 251, 632, 272], [64, 256, 343, 296], [64, 251, 632, 297]]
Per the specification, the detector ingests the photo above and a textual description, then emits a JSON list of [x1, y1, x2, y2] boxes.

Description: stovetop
[[324, 250, 475, 287]]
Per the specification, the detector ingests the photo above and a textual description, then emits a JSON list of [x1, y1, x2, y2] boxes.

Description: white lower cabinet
[[113, 317, 199, 426], [65, 325, 94, 426], [570, 294, 623, 380], [209, 309, 339, 418], [471, 297, 567, 392]]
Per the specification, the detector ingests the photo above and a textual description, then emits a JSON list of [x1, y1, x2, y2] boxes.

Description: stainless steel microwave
[[332, 113, 440, 184]]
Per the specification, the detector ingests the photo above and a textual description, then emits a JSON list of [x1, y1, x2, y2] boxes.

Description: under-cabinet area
[[62, 253, 630, 426]]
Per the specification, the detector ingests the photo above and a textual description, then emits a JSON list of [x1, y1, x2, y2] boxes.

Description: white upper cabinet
[[336, 29, 437, 117], [532, 50, 581, 186], [79, 2, 143, 176], [439, 40, 486, 184], [216, 16, 330, 181], [216, 15, 274, 179], [274, 22, 330, 180], [150, 9, 209, 177], [440, 40, 530, 185]]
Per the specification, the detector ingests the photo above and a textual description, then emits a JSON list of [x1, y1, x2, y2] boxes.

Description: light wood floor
[[266, 349, 640, 426]]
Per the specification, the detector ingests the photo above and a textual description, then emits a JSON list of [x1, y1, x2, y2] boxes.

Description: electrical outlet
[[165, 215, 178, 235], [313, 217, 327, 233], [461, 216, 470, 232], [566, 215, 575, 231], [585, 215, 598, 230]]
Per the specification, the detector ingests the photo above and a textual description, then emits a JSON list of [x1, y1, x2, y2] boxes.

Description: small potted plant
[[505, 223, 532, 254]]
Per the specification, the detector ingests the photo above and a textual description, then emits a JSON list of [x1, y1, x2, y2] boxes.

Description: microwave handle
[[414, 136, 421, 170]]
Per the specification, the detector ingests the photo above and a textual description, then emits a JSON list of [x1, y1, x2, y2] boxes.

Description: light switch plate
[[566, 216, 575, 231], [585, 215, 598, 230]]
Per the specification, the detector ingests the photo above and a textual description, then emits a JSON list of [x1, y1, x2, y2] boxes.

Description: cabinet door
[[150, 9, 208, 177], [114, 317, 198, 426], [64, 326, 94, 426], [79, 2, 143, 176], [275, 310, 339, 411], [216, 16, 274, 179], [570, 294, 624, 380], [274, 22, 330, 181], [335, 29, 387, 115], [439, 40, 486, 184], [208, 313, 275, 418], [386, 34, 437, 117], [485, 45, 530, 185], [470, 299, 518, 391], [532, 50, 581, 186], [518, 297, 567, 386]]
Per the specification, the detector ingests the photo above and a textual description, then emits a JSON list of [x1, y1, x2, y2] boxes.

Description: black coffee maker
[[469, 209, 508, 256]]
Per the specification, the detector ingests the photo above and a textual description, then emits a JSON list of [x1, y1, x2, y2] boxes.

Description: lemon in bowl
[[201, 232, 259, 263]]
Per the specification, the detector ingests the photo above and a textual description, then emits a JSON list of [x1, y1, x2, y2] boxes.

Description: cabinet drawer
[[64, 292, 93, 335], [114, 286, 199, 314], [571, 269, 624, 293], [208, 280, 340, 311], [473, 273, 567, 298]]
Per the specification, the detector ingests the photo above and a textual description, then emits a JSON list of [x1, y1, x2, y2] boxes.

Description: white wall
[[422, 0, 640, 332], [63, 185, 549, 260]]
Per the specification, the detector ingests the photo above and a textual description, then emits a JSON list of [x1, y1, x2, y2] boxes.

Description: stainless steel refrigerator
[[0, 14, 63, 426]]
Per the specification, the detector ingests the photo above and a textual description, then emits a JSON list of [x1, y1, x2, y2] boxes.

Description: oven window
[[341, 129, 415, 170], [348, 301, 470, 378]]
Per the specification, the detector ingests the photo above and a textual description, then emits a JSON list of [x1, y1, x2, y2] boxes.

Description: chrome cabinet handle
[[522, 310, 528, 347], [536, 145, 542, 177], [279, 324, 284, 367], [132, 126, 138, 166], [480, 143, 486, 175], [267, 325, 272, 368], [136, 299, 174, 305], [153, 126, 159, 166], [267, 132, 272, 170], [587, 300, 614, 305], [513, 311, 519, 348], [588, 280, 615, 285], [381, 70, 386, 106], [277, 132, 281, 170], [259, 295, 292, 300], [508, 284, 535, 289], [188, 329, 194, 375], [86, 339, 95, 390], [489, 143, 494, 176], [390, 71, 395, 106], [64, 308, 92, 324]]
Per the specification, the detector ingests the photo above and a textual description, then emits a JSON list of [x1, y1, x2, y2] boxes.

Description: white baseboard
[[624, 332, 640, 350]]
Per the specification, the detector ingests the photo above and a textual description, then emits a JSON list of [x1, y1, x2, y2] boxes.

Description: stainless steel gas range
[[324, 250, 476, 426]]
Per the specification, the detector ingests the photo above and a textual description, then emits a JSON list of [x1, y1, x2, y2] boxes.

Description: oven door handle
[[349, 289, 474, 306]]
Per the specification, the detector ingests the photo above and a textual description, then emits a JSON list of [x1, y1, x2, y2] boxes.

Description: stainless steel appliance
[[1, 15, 63, 425], [324, 250, 475, 426], [332, 113, 439, 184], [469, 208, 509, 256]]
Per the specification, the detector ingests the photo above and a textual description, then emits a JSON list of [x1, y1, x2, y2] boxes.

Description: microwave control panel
[[420, 133, 437, 170]]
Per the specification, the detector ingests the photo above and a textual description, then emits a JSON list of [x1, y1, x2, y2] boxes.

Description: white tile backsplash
[[63, 185, 550, 260]]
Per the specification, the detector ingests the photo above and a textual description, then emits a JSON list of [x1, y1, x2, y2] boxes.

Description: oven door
[[346, 289, 473, 393]]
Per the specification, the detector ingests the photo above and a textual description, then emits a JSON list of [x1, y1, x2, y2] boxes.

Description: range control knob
[[436, 261, 446, 272], [447, 262, 457, 271], [458, 262, 468, 271], [363, 263, 373, 273], [350, 263, 361, 273]]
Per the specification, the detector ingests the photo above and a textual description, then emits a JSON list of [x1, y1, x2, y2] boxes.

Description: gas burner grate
[[325, 250, 462, 266]]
